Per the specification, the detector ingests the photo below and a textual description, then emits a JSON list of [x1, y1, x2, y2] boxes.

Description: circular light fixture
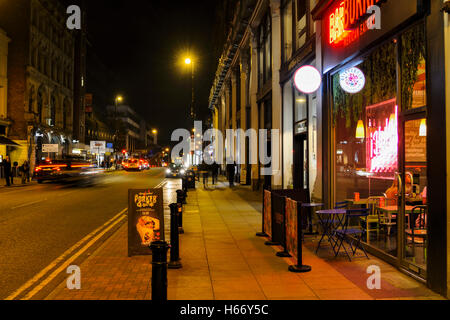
[[340, 67, 366, 94], [293, 65, 322, 94]]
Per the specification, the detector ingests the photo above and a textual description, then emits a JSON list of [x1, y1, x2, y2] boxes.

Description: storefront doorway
[[294, 133, 309, 194], [399, 113, 428, 278]]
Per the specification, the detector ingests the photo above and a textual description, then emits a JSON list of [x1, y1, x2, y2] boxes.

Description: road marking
[[11, 199, 47, 210], [5, 208, 127, 300], [22, 214, 127, 300]]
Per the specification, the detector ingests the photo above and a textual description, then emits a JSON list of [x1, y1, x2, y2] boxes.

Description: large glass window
[[331, 23, 427, 261]]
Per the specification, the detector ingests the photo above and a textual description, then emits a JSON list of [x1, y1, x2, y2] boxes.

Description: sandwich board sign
[[128, 188, 165, 256]]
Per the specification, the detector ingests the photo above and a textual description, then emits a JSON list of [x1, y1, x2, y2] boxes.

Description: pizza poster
[[128, 188, 164, 256]]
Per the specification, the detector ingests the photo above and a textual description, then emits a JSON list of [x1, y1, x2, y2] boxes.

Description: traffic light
[[122, 149, 127, 154]]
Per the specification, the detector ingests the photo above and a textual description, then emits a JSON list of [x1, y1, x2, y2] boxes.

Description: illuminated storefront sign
[[366, 98, 398, 174], [340, 67, 365, 93], [329, 0, 384, 45], [293, 65, 322, 94]]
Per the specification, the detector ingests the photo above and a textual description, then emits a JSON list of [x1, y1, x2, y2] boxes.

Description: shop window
[[401, 24, 427, 110], [331, 23, 428, 260]]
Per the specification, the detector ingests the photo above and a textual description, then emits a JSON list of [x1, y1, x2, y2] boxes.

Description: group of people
[[198, 162, 220, 187], [2, 156, 31, 186], [197, 161, 238, 189]]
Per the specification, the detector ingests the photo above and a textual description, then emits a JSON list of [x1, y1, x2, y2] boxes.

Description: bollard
[[176, 189, 186, 205], [182, 177, 188, 195], [168, 203, 182, 269], [150, 240, 169, 301], [177, 202, 184, 234]]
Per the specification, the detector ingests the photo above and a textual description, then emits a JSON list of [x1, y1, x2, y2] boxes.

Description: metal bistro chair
[[405, 205, 427, 262], [315, 201, 349, 253], [334, 208, 370, 261]]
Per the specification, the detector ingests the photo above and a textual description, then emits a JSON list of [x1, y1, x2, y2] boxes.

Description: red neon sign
[[329, 0, 383, 45], [366, 99, 398, 174]]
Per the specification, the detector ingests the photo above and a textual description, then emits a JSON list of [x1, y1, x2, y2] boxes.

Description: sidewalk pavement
[[46, 179, 445, 300], [0, 178, 37, 191]]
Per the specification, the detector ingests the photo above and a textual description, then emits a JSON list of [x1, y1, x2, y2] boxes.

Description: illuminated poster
[[128, 188, 164, 256], [366, 98, 398, 176]]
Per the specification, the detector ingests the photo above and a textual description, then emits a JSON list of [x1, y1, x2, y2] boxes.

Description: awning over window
[[0, 136, 20, 146]]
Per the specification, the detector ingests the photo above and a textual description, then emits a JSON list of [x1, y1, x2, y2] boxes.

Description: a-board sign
[[128, 188, 164, 257]]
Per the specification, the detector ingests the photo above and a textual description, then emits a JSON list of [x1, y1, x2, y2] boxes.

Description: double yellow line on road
[[5, 208, 127, 300]]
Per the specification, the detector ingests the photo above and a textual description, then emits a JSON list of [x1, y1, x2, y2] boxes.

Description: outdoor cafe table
[[301, 203, 324, 235], [315, 209, 347, 254]]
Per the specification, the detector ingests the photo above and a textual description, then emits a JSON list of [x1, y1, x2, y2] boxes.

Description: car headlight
[[180, 169, 186, 175], [166, 169, 171, 174]]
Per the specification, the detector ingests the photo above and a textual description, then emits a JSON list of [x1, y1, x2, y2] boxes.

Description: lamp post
[[114, 95, 123, 162], [152, 129, 158, 145], [184, 58, 195, 120]]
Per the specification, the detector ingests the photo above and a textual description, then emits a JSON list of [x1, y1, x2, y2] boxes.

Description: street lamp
[[184, 57, 195, 120], [114, 95, 123, 163], [152, 129, 158, 145]]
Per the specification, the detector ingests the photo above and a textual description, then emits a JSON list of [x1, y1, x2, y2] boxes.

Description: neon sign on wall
[[366, 99, 398, 174], [329, 0, 384, 45]]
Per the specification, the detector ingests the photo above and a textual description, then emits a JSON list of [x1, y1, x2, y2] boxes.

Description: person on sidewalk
[[211, 162, 219, 185], [20, 160, 30, 184], [3, 156, 12, 186], [199, 162, 209, 188], [226, 161, 236, 188]]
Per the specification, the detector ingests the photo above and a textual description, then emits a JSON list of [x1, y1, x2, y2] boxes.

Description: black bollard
[[168, 203, 182, 269], [150, 240, 169, 301], [177, 202, 184, 234], [176, 189, 186, 205]]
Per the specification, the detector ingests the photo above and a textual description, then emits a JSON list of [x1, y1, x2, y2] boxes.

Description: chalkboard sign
[[128, 188, 164, 257]]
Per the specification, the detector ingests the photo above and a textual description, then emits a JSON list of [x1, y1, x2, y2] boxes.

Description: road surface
[[0, 168, 165, 299]]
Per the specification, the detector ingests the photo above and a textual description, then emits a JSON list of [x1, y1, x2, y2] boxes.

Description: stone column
[[249, 30, 260, 190], [240, 47, 250, 184], [270, 0, 283, 189]]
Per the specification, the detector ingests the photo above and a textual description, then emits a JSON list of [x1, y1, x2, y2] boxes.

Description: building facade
[[0, 28, 11, 163], [106, 104, 141, 153], [0, 0, 85, 169], [209, 0, 449, 297]]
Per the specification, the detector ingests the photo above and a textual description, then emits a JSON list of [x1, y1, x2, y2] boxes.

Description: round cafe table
[[315, 209, 347, 254]]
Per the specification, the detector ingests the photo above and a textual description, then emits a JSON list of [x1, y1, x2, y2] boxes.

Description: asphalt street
[[0, 168, 165, 299]]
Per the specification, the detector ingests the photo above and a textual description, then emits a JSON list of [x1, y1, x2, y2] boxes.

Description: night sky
[[84, 0, 224, 146]]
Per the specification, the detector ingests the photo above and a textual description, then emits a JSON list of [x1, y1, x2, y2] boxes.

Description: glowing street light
[[185, 58, 192, 65]]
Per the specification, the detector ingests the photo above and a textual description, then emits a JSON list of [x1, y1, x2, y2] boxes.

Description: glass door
[[398, 115, 428, 278]]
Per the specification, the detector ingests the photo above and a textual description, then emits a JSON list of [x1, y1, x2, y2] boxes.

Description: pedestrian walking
[[21, 161, 30, 184], [211, 162, 219, 185], [199, 162, 209, 188], [226, 161, 236, 188], [3, 156, 12, 186]]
